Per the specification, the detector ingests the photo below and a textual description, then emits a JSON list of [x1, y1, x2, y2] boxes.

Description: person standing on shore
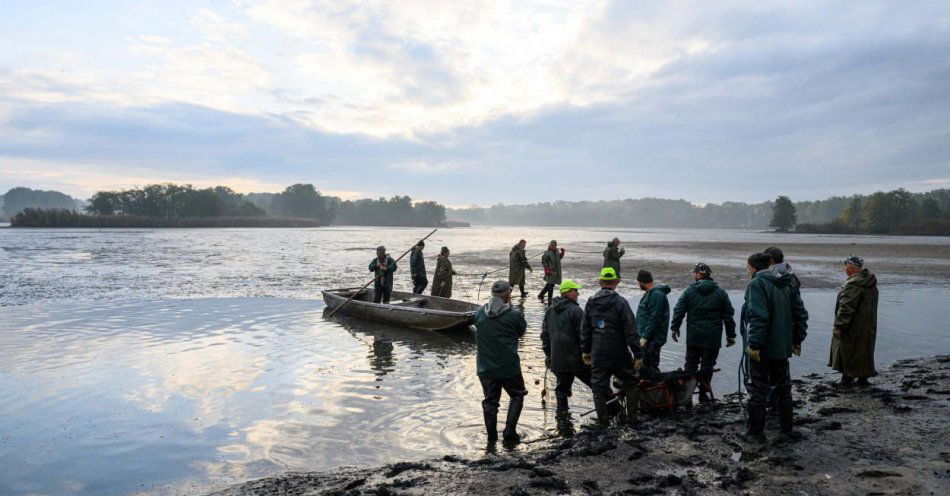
[[508, 239, 532, 298], [764, 246, 802, 294], [410, 241, 428, 294], [580, 267, 642, 426], [829, 256, 879, 387], [603, 238, 626, 277], [475, 280, 528, 443], [743, 252, 809, 442], [538, 240, 565, 303], [540, 279, 590, 417], [635, 269, 671, 373], [369, 246, 397, 304], [670, 263, 736, 402], [431, 246, 456, 298]]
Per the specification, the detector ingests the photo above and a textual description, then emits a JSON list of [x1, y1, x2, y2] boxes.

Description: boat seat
[[392, 298, 427, 308]]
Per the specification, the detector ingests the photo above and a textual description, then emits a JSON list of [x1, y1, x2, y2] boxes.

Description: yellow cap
[[560, 279, 583, 293], [600, 267, 619, 281]]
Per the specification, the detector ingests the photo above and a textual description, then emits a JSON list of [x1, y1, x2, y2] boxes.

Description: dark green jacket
[[508, 245, 531, 286], [637, 284, 671, 345], [540, 296, 586, 373], [829, 269, 878, 377], [671, 279, 736, 349], [745, 270, 809, 360], [368, 255, 397, 290], [431, 255, 455, 298], [409, 247, 426, 280], [541, 249, 563, 284], [475, 303, 527, 378], [602, 243, 625, 276]]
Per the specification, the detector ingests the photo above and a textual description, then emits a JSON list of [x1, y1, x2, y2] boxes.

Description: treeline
[[1, 187, 80, 219], [86, 184, 266, 218], [330, 196, 447, 227], [10, 208, 321, 228], [796, 189, 950, 235]]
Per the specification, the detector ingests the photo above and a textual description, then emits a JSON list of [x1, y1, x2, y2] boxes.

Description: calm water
[[1, 226, 948, 495]]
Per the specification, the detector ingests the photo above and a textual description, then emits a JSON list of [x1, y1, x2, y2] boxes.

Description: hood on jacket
[[847, 268, 877, 288], [551, 295, 577, 313], [755, 269, 792, 288], [691, 278, 719, 295], [483, 296, 511, 318], [651, 284, 672, 295], [590, 287, 618, 301], [511, 244, 521, 252]]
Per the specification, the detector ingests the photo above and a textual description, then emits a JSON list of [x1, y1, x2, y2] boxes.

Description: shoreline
[[212, 355, 950, 495]]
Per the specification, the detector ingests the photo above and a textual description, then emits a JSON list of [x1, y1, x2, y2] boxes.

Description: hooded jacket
[[580, 288, 641, 367], [475, 300, 527, 378], [829, 269, 878, 377], [770, 262, 802, 294], [637, 284, 672, 345], [745, 270, 809, 360], [409, 247, 426, 280], [431, 255, 455, 298], [540, 296, 586, 372], [541, 248, 564, 284], [603, 243, 625, 276], [671, 279, 736, 349], [508, 245, 531, 286], [368, 255, 397, 290]]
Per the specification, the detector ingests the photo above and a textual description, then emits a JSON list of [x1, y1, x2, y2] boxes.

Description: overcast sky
[[1, 1, 948, 206]]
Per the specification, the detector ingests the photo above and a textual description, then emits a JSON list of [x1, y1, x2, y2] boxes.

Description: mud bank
[[213, 356, 949, 496]]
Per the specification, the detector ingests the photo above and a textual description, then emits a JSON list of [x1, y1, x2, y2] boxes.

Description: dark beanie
[[636, 269, 653, 283], [747, 253, 771, 271]]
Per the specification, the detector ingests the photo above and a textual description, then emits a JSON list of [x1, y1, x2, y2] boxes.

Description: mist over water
[[1, 226, 948, 495]]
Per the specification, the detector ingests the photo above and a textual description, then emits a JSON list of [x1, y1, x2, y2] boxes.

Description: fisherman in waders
[[829, 256, 878, 387], [670, 263, 736, 402], [538, 240, 565, 303], [431, 246, 456, 298], [369, 245, 397, 304], [580, 267, 642, 426], [603, 237, 625, 277], [508, 239, 532, 298], [540, 279, 590, 418], [744, 252, 809, 443], [410, 241, 427, 294], [636, 269, 671, 373], [475, 280, 528, 443]]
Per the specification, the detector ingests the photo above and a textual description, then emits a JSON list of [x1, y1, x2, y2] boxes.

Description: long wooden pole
[[327, 228, 438, 317]]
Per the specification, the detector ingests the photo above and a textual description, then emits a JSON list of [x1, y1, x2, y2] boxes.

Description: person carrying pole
[[369, 245, 397, 304], [410, 241, 428, 294]]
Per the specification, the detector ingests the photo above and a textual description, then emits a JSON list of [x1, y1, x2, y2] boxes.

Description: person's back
[[540, 280, 589, 416], [409, 245, 427, 294]]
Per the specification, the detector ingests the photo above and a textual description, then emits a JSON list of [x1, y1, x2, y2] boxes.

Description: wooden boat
[[321, 288, 481, 331]]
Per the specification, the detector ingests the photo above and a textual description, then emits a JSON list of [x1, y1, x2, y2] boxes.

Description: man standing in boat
[[410, 241, 428, 294], [431, 246, 457, 298], [538, 240, 565, 303], [369, 246, 397, 304], [508, 239, 531, 298], [475, 280, 528, 443]]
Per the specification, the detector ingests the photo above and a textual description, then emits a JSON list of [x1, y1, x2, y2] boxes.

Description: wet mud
[[213, 355, 950, 495]]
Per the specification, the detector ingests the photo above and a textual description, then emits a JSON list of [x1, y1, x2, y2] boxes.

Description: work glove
[[833, 327, 842, 338], [582, 353, 592, 366], [639, 337, 648, 348], [726, 337, 736, 347], [633, 358, 643, 370], [747, 348, 761, 362], [792, 345, 801, 357], [671, 330, 680, 343]]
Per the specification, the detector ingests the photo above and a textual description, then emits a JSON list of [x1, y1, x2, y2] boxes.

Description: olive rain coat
[[475, 303, 527, 378], [580, 288, 642, 367], [829, 269, 878, 378], [541, 249, 564, 285], [508, 245, 531, 286], [636, 285, 672, 345], [745, 270, 809, 360], [540, 296, 587, 373], [431, 254, 456, 298], [603, 243, 625, 276], [671, 279, 736, 349], [368, 255, 397, 291]]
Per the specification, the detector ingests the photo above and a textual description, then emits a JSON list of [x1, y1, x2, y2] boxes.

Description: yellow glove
[[792, 345, 801, 356], [726, 337, 736, 347], [582, 353, 592, 366], [747, 348, 761, 362]]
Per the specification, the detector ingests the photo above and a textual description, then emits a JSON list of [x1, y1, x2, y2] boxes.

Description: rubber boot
[[744, 402, 767, 443], [779, 399, 794, 434], [593, 395, 610, 427], [624, 386, 640, 425], [502, 395, 524, 441], [483, 410, 498, 442], [555, 395, 569, 416]]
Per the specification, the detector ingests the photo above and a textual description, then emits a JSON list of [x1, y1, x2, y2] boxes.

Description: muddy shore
[[213, 355, 949, 495]]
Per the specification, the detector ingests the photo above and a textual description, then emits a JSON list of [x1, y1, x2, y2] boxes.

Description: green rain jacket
[[508, 245, 531, 286], [829, 269, 878, 378], [671, 279, 736, 349], [541, 249, 564, 285], [745, 270, 809, 360], [602, 243, 625, 276], [368, 255, 397, 290], [475, 303, 527, 378], [637, 284, 671, 345], [431, 255, 455, 298]]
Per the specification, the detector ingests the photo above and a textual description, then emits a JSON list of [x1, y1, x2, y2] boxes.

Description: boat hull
[[322, 288, 479, 331]]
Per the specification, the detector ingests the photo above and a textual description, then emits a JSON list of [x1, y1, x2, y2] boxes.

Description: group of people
[[471, 241, 880, 445], [368, 241, 457, 304]]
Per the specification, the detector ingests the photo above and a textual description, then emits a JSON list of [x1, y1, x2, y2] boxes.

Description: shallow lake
[[0, 226, 948, 495]]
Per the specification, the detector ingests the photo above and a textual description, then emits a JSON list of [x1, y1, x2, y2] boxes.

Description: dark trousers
[[554, 369, 592, 399], [537, 283, 555, 301], [412, 276, 428, 295], [684, 346, 720, 394], [641, 341, 663, 371], [480, 374, 528, 439], [590, 363, 638, 398], [514, 283, 526, 296], [748, 357, 793, 433], [373, 282, 392, 304]]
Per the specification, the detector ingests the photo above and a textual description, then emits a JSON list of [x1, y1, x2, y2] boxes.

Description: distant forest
[[446, 189, 950, 231], [796, 188, 950, 235]]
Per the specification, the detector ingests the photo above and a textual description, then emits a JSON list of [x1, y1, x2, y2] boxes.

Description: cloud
[[190, 8, 249, 43]]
